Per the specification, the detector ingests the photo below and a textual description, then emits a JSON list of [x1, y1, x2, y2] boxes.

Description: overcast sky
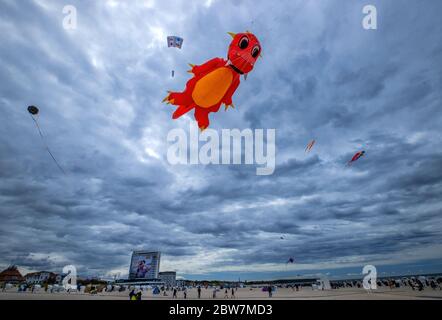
[[1, 0, 441, 281]]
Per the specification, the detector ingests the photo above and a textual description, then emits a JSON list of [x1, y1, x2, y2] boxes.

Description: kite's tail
[[194, 107, 211, 130], [172, 104, 212, 130], [30, 115, 65, 174], [163, 90, 212, 130]]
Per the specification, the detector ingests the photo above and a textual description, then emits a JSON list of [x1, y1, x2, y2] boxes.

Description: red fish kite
[[305, 139, 316, 153], [163, 32, 262, 130], [347, 150, 365, 165]]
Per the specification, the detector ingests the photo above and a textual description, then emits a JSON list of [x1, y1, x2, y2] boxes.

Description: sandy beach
[[1, 287, 442, 300]]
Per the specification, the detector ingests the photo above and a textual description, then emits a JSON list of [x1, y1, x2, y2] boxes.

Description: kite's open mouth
[[228, 63, 244, 75], [229, 53, 254, 74]]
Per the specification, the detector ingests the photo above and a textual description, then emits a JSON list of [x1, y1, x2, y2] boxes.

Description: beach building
[[0, 266, 25, 285], [114, 251, 182, 288], [114, 251, 166, 287], [25, 271, 57, 285], [129, 251, 161, 280], [159, 271, 177, 287]]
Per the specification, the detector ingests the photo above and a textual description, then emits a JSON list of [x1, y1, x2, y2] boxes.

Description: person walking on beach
[[197, 286, 201, 299], [268, 286, 272, 298], [183, 288, 187, 299], [231, 288, 235, 299], [417, 280, 424, 291], [129, 289, 135, 300], [173, 288, 177, 299], [224, 288, 229, 299], [212, 288, 217, 299]]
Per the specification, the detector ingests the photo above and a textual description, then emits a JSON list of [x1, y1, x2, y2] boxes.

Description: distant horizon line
[[81, 271, 442, 283]]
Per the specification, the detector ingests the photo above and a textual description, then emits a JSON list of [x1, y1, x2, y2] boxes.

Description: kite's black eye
[[238, 36, 249, 49], [251, 45, 260, 58]]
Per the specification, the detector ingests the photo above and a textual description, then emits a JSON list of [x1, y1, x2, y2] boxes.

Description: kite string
[[30, 115, 65, 174]]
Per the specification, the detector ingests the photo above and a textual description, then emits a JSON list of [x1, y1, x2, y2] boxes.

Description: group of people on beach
[[134, 286, 239, 299], [164, 286, 238, 299], [129, 289, 142, 300], [220, 287, 236, 299], [331, 277, 442, 291]]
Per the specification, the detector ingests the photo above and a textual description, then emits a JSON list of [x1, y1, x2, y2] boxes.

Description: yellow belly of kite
[[192, 67, 233, 108]]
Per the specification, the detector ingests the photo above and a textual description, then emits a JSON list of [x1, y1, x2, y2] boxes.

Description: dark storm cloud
[[0, 0, 441, 279]]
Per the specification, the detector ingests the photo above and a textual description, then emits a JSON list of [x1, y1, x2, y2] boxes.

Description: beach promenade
[[1, 287, 442, 300]]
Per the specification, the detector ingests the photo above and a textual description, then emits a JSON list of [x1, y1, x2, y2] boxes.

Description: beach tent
[[314, 279, 331, 290], [152, 286, 160, 295], [418, 276, 427, 284], [59, 285, 66, 292]]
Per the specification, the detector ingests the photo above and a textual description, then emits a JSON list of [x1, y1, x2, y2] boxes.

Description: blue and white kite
[[167, 36, 183, 49]]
